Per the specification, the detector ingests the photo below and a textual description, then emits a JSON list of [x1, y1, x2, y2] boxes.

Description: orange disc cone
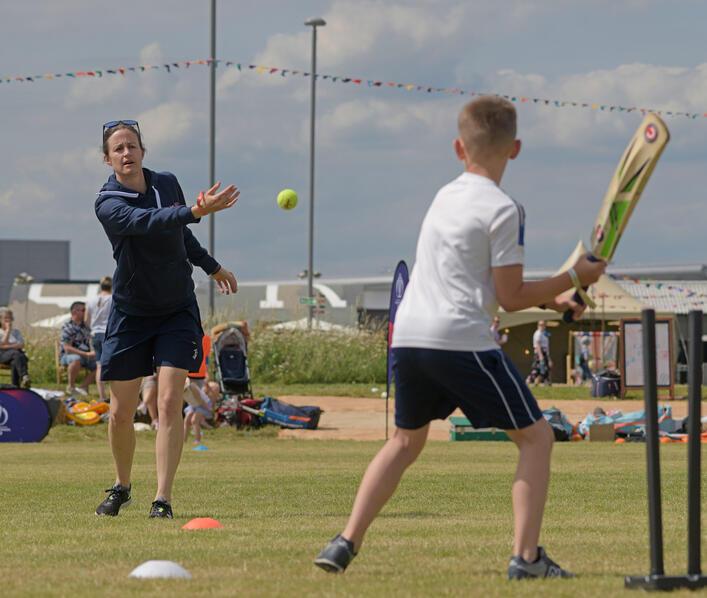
[[181, 517, 223, 530]]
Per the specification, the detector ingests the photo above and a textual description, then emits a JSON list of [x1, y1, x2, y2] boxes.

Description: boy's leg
[[154, 365, 188, 503], [342, 424, 429, 551], [183, 411, 192, 442], [315, 423, 430, 572], [107, 378, 142, 486], [504, 418, 554, 562], [192, 413, 203, 444]]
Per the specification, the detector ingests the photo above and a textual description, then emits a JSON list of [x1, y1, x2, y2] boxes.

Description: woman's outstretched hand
[[192, 182, 240, 218]]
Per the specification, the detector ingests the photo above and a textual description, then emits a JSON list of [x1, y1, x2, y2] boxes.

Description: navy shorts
[[392, 347, 542, 431], [100, 303, 203, 381]]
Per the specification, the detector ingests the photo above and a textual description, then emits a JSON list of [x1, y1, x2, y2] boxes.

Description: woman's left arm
[[183, 227, 237, 295]]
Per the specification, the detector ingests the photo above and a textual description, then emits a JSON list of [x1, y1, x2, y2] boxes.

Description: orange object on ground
[[181, 517, 223, 530], [615, 438, 626, 444]]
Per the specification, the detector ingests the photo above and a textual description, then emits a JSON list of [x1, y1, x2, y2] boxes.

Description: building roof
[[615, 280, 707, 314]]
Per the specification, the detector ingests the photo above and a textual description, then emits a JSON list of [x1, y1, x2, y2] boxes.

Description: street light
[[208, 0, 217, 317], [304, 17, 326, 329]]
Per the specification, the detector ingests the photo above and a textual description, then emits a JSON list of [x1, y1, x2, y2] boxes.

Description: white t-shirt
[[86, 294, 113, 335], [392, 172, 525, 351], [533, 329, 550, 353]]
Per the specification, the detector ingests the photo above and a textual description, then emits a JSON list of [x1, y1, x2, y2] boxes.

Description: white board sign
[[621, 320, 673, 387]]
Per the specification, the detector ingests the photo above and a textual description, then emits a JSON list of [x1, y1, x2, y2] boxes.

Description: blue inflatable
[[0, 388, 52, 442]]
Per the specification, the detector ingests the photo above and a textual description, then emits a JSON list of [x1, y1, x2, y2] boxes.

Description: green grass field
[[1, 425, 705, 597]]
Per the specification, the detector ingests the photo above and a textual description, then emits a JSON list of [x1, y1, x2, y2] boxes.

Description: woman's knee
[[157, 394, 183, 419], [109, 404, 136, 426]]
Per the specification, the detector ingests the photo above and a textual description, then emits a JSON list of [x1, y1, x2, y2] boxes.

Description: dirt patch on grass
[[278, 395, 689, 441]]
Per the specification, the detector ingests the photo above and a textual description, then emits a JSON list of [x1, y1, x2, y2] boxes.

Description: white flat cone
[[129, 560, 192, 579]]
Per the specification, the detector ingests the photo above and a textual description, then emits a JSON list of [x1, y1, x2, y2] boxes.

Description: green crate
[[449, 416, 509, 441]]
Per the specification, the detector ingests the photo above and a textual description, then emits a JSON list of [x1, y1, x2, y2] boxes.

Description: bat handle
[[561, 255, 600, 323]]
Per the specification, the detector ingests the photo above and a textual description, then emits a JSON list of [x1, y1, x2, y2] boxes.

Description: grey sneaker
[[149, 499, 173, 519], [95, 484, 132, 516], [314, 534, 357, 573], [508, 546, 574, 580]]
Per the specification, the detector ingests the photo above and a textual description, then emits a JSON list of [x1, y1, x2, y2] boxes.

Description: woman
[[94, 120, 239, 519], [0, 309, 31, 388], [84, 275, 113, 402]]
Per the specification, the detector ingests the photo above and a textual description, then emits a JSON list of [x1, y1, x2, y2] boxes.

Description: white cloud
[[65, 74, 129, 109], [317, 97, 453, 149], [486, 62, 707, 150], [217, 67, 242, 93], [0, 182, 54, 212], [255, 1, 467, 69], [137, 102, 196, 150]]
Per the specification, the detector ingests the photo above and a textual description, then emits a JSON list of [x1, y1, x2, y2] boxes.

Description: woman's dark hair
[[102, 124, 146, 156]]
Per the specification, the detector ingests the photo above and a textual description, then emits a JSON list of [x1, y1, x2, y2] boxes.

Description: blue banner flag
[[0, 388, 52, 442], [385, 261, 409, 439]]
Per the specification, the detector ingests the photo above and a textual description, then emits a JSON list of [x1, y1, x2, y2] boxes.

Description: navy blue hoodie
[[95, 169, 220, 316]]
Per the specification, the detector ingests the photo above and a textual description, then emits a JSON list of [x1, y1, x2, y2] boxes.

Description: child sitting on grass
[[183, 380, 215, 446]]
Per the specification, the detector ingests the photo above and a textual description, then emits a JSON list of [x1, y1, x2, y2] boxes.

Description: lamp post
[[208, 0, 217, 317], [304, 17, 326, 329]]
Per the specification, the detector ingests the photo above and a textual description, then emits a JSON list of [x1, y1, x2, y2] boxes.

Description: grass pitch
[[1, 425, 704, 597]]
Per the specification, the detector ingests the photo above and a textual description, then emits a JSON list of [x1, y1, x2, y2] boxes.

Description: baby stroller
[[212, 321, 252, 398], [211, 322, 257, 427], [211, 321, 321, 430]]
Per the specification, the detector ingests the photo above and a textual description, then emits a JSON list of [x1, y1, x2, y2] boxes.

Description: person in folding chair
[[94, 119, 240, 519]]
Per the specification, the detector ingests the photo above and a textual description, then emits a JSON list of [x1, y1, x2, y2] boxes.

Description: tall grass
[[22, 330, 59, 385], [21, 327, 388, 386], [248, 329, 387, 384]]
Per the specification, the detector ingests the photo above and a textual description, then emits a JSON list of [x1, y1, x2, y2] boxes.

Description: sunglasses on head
[[103, 120, 140, 137]]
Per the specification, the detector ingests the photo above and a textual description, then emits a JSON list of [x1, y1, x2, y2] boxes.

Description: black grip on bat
[[561, 254, 600, 323]]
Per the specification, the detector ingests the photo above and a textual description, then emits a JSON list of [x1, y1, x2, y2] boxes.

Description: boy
[[314, 96, 606, 579]]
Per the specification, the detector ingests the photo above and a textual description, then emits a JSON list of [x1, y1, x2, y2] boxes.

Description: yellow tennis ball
[[277, 189, 298, 210]]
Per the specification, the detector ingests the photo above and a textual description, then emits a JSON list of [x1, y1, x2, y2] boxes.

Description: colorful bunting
[[1, 57, 705, 119]]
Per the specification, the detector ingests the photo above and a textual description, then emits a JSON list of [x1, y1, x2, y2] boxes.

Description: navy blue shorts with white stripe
[[100, 302, 203, 381], [392, 347, 542, 431]]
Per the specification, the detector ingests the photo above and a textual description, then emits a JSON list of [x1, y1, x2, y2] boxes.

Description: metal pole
[[208, 0, 217, 317], [305, 18, 325, 329], [687, 310, 703, 576], [642, 308, 664, 577]]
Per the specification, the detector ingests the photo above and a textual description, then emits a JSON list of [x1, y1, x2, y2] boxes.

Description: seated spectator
[[0, 309, 31, 388], [60, 301, 96, 396]]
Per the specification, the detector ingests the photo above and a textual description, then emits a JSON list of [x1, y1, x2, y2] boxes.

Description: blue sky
[[2, 0, 706, 283]]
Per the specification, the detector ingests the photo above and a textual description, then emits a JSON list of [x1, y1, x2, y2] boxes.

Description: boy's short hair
[[99, 276, 112, 292], [457, 96, 517, 159], [70, 301, 85, 313]]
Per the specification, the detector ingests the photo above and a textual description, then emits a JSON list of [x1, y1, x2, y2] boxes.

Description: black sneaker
[[314, 534, 357, 573], [149, 499, 173, 519], [95, 484, 132, 516], [508, 546, 575, 579]]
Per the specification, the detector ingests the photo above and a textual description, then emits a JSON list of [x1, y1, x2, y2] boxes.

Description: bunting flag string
[[610, 274, 707, 299], [2, 58, 706, 120]]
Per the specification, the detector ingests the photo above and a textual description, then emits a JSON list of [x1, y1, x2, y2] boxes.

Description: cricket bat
[[562, 113, 670, 322]]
